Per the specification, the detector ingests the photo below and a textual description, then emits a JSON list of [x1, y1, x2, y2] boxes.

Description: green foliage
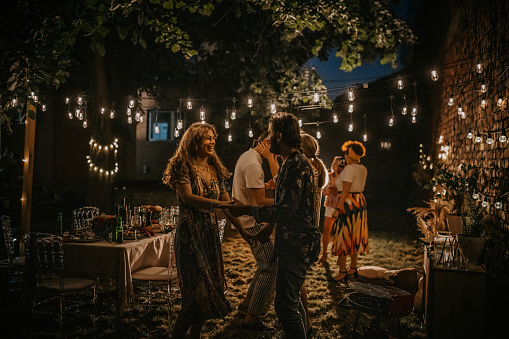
[[461, 194, 488, 237]]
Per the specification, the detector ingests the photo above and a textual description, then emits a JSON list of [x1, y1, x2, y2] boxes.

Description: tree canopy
[[1, 0, 415, 129]]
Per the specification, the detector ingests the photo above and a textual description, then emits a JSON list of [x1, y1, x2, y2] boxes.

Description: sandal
[[333, 271, 348, 284], [348, 267, 359, 278]]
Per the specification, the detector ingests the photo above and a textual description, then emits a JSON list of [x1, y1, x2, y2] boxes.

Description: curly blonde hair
[[162, 122, 231, 188]]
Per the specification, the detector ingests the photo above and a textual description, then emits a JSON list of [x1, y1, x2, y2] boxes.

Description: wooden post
[[20, 102, 37, 251]]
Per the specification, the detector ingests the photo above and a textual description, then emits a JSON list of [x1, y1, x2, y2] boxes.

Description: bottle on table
[[116, 216, 123, 243], [56, 212, 63, 236]]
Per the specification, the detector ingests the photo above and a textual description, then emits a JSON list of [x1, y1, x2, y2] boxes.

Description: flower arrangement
[[92, 215, 117, 238], [407, 197, 454, 243]]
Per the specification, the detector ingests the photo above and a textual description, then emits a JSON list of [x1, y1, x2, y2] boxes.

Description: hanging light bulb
[[68, 111, 73, 119], [298, 118, 302, 127], [397, 77, 404, 90], [313, 91, 320, 103], [135, 110, 141, 122], [77, 96, 83, 105], [129, 99, 135, 108], [472, 191, 479, 200], [333, 113, 338, 123], [486, 134, 494, 145], [154, 123, 160, 134], [460, 112, 466, 119], [497, 97, 503, 107], [316, 130, 321, 139], [480, 82, 487, 93], [101, 107, 105, 114], [139, 115, 144, 123], [247, 96, 253, 108], [186, 99, 192, 109], [228, 132, 233, 142], [83, 120, 88, 128], [412, 116, 417, 123], [75, 107, 81, 119], [174, 128, 180, 138], [11, 97, 17, 106], [499, 130, 507, 143], [200, 106, 205, 121], [402, 105, 408, 115], [225, 118, 230, 129], [411, 106, 418, 116], [431, 70, 439, 81], [495, 201, 502, 209], [127, 115, 133, 124], [467, 129, 474, 139], [348, 123, 353, 132], [248, 128, 253, 138], [474, 135, 482, 143], [481, 198, 488, 208], [110, 110, 115, 119], [41, 103, 47, 111], [65, 97, 70, 104], [347, 88, 355, 101], [270, 101, 277, 114], [448, 95, 454, 106], [363, 133, 368, 142], [348, 104, 354, 113], [481, 98, 486, 109], [457, 104, 463, 115], [475, 62, 483, 73], [177, 119, 183, 130], [388, 117, 394, 127], [231, 109, 236, 120]]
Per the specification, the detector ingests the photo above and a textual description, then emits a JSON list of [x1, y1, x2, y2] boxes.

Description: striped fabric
[[331, 193, 369, 256]]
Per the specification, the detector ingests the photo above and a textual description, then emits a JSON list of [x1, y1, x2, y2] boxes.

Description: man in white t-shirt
[[232, 132, 278, 332]]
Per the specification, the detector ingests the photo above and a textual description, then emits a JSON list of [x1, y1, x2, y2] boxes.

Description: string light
[[363, 115, 368, 142], [497, 97, 503, 107], [348, 104, 354, 113], [431, 69, 439, 81], [225, 108, 230, 129], [402, 95, 408, 115], [247, 96, 253, 108], [129, 98, 135, 109], [88, 137, 119, 176], [467, 129, 474, 139], [65, 97, 70, 104], [388, 95, 394, 127], [41, 103, 47, 111], [248, 111, 254, 138], [313, 91, 320, 103], [270, 101, 277, 114], [347, 87, 355, 101], [448, 94, 454, 106], [316, 123, 321, 139], [110, 109, 115, 119], [101, 107, 105, 114], [486, 134, 494, 145], [228, 129, 233, 142], [481, 98, 487, 109], [480, 81, 487, 93], [499, 130, 507, 143], [333, 112, 338, 123], [174, 128, 180, 138], [200, 106, 206, 122], [154, 106, 160, 133], [186, 99, 192, 109], [397, 77, 404, 90], [475, 62, 483, 73]]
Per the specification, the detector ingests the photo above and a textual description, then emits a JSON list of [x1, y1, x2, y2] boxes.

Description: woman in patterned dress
[[331, 140, 368, 284], [163, 122, 253, 338]]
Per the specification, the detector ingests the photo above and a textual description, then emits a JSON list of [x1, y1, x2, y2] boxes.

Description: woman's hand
[[264, 178, 275, 190]]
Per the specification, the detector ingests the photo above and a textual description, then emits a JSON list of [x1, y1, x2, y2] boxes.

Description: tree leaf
[[139, 38, 147, 49], [96, 43, 106, 56], [163, 1, 173, 9], [8, 81, 17, 91]]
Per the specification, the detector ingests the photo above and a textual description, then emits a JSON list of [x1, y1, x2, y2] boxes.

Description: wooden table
[[64, 232, 174, 329]]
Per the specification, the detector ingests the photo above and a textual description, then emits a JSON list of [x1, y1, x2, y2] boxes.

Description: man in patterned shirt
[[226, 112, 321, 339]]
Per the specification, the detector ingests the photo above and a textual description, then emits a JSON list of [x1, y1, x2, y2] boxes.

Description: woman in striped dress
[[331, 140, 368, 284]]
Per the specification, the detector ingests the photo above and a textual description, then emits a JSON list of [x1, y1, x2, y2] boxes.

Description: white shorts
[[324, 206, 335, 218]]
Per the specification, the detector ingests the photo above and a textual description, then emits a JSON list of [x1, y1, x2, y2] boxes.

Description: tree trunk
[[86, 50, 115, 213]]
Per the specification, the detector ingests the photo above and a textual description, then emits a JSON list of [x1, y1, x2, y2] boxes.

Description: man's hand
[[222, 200, 252, 217], [264, 178, 275, 190]]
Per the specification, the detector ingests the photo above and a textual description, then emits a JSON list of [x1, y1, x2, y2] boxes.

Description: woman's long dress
[[171, 165, 231, 319]]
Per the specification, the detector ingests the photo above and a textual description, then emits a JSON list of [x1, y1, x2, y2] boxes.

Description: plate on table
[[146, 225, 163, 233], [124, 232, 146, 240], [70, 236, 103, 243]]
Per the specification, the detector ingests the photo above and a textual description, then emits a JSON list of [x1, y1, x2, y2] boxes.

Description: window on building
[[148, 109, 176, 141]]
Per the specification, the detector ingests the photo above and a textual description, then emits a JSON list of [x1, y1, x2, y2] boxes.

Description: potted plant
[[424, 163, 479, 234], [457, 193, 489, 267], [407, 197, 454, 244]]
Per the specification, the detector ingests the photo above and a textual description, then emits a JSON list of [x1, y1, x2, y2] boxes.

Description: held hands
[[264, 178, 275, 190], [219, 198, 251, 217], [254, 224, 274, 243], [322, 186, 338, 196]]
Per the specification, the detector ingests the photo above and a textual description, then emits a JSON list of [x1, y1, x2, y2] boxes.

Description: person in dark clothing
[[226, 112, 321, 339]]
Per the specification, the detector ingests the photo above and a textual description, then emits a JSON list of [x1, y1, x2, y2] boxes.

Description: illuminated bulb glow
[[225, 119, 230, 129], [348, 123, 353, 132], [129, 99, 135, 108], [495, 201, 502, 209], [448, 96, 454, 106], [110, 110, 115, 119], [154, 123, 160, 134], [68, 111, 73, 119], [499, 132, 507, 143], [83, 120, 88, 128], [12, 98, 17, 106], [480, 83, 487, 93], [431, 70, 439, 81], [348, 104, 354, 113], [486, 135, 494, 145], [101, 107, 105, 114], [481, 199, 488, 208], [316, 130, 321, 139], [333, 113, 338, 123], [231, 110, 236, 120], [402, 106, 407, 115], [497, 98, 503, 106], [313, 92, 320, 103], [187, 100, 192, 109], [467, 130, 474, 139], [474, 135, 482, 143], [127, 116, 133, 124], [248, 128, 253, 138], [347, 88, 355, 101], [200, 107, 205, 121], [42, 104, 47, 111], [270, 102, 277, 114], [481, 99, 486, 109], [174, 128, 180, 137], [298, 118, 302, 127], [363, 133, 368, 142], [65, 97, 70, 104], [475, 63, 483, 73], [177, 119, 183, 130], [388, 117, 394, 127], [247, 97, 253, 108], [412, 116, 417, 123], [228, 133, 232, 142], [397, 78, 404, 90], [411, 106, 418, 116]]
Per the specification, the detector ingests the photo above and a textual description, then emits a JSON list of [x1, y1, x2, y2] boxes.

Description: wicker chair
[[1, 215, 25, 289], [130, 230, 180, 330], [24, 232, 98, 333]]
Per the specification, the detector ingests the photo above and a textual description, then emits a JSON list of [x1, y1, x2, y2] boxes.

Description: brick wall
[[430, 0, 509, 329]]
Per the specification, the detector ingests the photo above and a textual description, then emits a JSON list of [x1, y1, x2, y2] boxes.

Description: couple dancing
[[163, 112, 367, 339]]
